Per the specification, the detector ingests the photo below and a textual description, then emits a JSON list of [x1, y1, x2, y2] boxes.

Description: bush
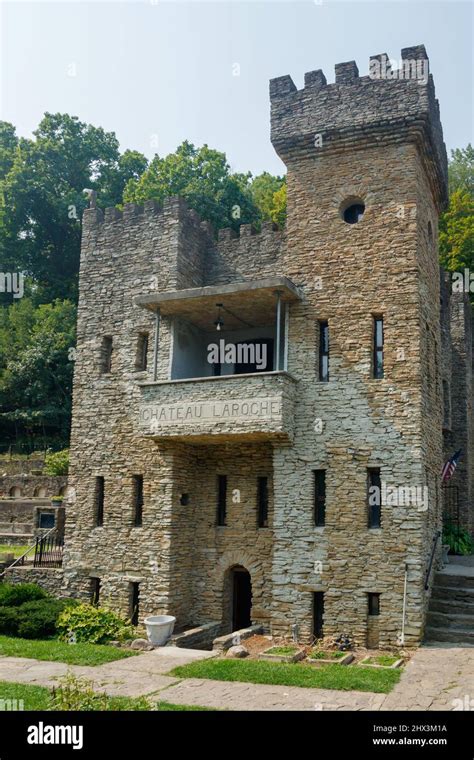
[[0, 606, 21, 635], [0, 598, 78, 639], [443, 524, 474, 555], [0, 583, 48, 607], [57, 603, 133, 644], [44, 449, 69, 476], [50, 673, 154, 711]]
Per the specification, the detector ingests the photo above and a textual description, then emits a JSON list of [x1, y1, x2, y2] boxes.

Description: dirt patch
[[242, 635, 274, 657]]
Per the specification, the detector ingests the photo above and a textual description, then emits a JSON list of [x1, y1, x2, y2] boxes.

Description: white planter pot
[[144, 615, 176, 647]]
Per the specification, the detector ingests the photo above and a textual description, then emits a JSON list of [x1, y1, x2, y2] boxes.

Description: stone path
[[0, 643, 472, 711]]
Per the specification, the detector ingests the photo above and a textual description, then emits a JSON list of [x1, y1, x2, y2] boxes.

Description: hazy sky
[[1, 0, 472, 176]]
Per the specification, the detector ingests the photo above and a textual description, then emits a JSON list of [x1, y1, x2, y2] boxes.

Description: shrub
[[0, 598, 78, 639], [57, 603, 133, 644], [0, 583, 48, 607], [443, 524, 474, 555], [0, 606, 21, 635], [44, 449, 69, 476], [50, 673, 154, 711]]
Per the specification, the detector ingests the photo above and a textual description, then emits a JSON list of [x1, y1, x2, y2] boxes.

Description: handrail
[[424, 530, 441, 590], [0, 527, 57, 578]]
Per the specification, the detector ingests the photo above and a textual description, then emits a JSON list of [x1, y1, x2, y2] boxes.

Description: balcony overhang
[[135, 276, 302, 329]]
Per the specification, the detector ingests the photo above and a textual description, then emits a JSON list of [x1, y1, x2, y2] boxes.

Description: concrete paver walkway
[[0, 643, 472, 711]]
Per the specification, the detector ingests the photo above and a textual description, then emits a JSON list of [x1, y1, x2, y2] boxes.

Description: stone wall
[[0, 475, 67, 499]]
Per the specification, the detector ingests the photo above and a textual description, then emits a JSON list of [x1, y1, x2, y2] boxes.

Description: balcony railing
[[138, 370, 297, 443]]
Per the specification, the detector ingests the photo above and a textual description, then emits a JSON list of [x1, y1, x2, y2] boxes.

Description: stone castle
[[62, 45, 473, 647]]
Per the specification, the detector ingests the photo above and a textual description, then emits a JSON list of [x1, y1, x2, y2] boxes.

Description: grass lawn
[[0, 682, 210, 711], [308, 650, 346, 660], [0, 544, 30, 558], [171, 657, 401, 693], [0, 635, 137, 666], [264, 646, 299, 656], [365, 654, 400, 667]]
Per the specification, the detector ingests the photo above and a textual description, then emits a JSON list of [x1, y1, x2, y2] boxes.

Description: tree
[[0, 114, 147, 302], [124, 141, 259, 231], [439, 146, 474, 306], [448, 144, 473, 195], [250, 172, 285, 221], [0, 298, 76, 447]]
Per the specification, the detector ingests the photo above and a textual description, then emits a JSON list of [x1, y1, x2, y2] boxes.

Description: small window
[[427, 221, 433, 243], [39, 512, 55, 529], [90, 578, 100, 606], [313, 592, 324, 639], [318, 321, 329, 382], [373, 316, 384, 379], [130, 582, 140, 626], [94, 476, 104, 527], [179, 493, 189, 506], [136, 333, 149, 371], [257, 476, 269, 528], [314, 470, 326, 526], [368, 592, 380, 616], [367, 468, 381, 528], [343, 202, 365, 224], [217, 475, 227, 526], [132, 475, 143, 527], [100, 336, 113, 374]]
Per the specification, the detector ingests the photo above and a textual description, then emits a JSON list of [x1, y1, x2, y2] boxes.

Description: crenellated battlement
[[270, 44, 448, 208], [82, 195, 213, 238], [217, 220, 280, 244]]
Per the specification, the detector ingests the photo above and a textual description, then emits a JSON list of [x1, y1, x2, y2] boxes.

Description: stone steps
[[424, 626, 474, 645], [434, 572, 474, 590], [426, 610, 474, 630], [425, 567, 474, 645]]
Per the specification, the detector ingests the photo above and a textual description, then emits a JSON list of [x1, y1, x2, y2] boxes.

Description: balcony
[[138, 371, 297, 443]]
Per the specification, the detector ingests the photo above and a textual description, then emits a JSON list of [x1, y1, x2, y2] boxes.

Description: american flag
[[441, 449, 462, 483]]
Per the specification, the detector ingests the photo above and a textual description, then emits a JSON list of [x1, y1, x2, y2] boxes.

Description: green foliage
[[0, 582, 48, 607], [0, 113, 147, 303], [443, 523, 474, 555], [43, 448, 69, 476], [124, 140, 260, 232], [270, 183, 287, 228], [51, 673, 154, 711], [57, 603, 134, 644], [264, 645, 299, 656], [0, 298, 76, 444], [249, 172, 286, 225], [0, 598, 77, 639], [448, 144, 474, 195]]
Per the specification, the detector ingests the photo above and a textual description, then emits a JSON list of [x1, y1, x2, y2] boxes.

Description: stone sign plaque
[[139, 396, 282, 429]]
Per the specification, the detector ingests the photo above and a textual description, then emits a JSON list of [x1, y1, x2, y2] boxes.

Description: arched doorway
[[231, 566, 252, 631]]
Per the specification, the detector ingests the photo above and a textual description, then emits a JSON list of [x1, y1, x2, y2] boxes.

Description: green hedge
[[0, 598, 79, 639], [0, 583, 48, 607]]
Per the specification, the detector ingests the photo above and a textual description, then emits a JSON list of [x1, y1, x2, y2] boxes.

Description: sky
[[0, 0, 472, 177]]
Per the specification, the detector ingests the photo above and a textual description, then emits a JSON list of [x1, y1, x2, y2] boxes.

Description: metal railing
[[0, 527, 57, 578], [33, 532, 64, 568], [424, 530, 441, 590]]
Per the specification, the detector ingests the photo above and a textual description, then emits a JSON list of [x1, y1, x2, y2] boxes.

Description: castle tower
[[268, 45, 448, 644]]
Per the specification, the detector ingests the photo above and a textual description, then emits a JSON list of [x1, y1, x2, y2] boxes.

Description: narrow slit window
[[90, 578, 100, 606], [368, 593, 380, 616], [373, 317, 384, 379], [132, 475, 143, 527], [367, 468, 381, 528], [136, 333, 149, 371], [257, 476, 269, 528], [130, 582, 140, 626], [319, 321, 329, 382], [217, 475, 227, 526], [100, 336, 113, 374], [314, 470, 326, 527], [94, 476, 104, 527]]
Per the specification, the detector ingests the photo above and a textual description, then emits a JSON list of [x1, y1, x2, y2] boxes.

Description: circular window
[[342, 202, 365, 224]]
